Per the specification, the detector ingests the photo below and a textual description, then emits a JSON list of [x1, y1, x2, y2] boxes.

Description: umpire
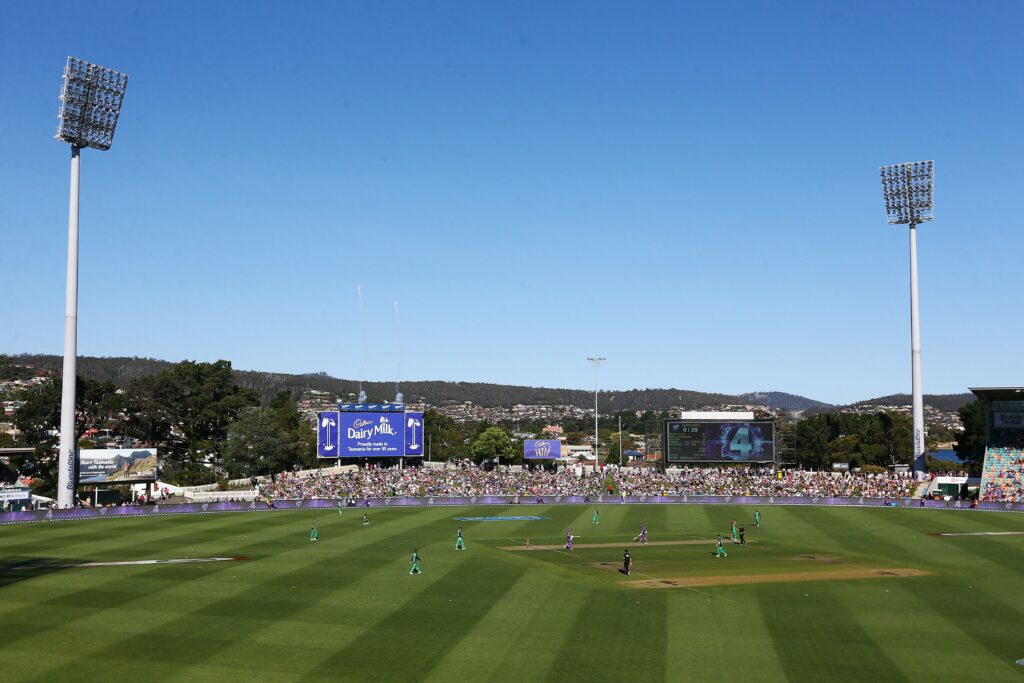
[[623, 549, 631, 576]]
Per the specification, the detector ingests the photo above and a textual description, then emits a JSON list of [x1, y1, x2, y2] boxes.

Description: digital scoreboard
[[664, 421, 775, 463]]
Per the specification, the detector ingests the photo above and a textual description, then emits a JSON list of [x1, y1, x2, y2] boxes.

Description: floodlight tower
[[54, 57, 129, 508], [879, 161, 934, 475], [587, 357, 605, 470]]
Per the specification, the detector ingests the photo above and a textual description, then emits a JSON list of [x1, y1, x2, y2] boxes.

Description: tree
[[470, 426, 515, 464], [13, 376, 122, 495], [223, 407, 298, 478], [954, 400, 986, 474], [607, 431, 637, 464], [124, 360, 259, 485], [422, 409, 473, 461]]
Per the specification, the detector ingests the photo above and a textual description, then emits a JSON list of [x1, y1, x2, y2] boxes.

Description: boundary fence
[[2, 494, 1023, 525]]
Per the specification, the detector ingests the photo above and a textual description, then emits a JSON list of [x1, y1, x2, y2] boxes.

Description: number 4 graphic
[[729, 426, 752, 455]]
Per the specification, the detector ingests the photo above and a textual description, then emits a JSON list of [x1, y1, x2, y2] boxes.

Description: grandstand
[[972, 387, 1024, 503]]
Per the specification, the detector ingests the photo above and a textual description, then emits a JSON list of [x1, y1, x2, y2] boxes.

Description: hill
[[3, 353, 827, 413], [737, 391, 833, 413], [851, 392, 975, 413]]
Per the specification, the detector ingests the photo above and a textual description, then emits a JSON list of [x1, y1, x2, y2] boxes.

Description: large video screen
[[78, 449, 159, 483], [664, 421, 775, 463], [317, 411, 424, 458]]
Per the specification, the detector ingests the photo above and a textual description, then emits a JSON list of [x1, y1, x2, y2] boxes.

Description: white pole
[[618, 415, 623, 466], [909, 223, 926, 474], [57, 145, 81, 509], [593, 365, 600, 472]]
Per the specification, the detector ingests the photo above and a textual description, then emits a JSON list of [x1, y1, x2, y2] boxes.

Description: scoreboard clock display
[[664, 421, 775, 463]]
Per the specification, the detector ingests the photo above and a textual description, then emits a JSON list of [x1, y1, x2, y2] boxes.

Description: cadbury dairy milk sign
[[317, 411, 424, 457]]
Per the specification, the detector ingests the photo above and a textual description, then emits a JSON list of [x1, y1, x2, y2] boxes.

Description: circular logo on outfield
[[1016, 658, 1024, 666], [453, 515, 550, 522]]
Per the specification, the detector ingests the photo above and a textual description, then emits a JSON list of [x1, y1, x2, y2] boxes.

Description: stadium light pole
[[880, 161, 934, 476], [54, 57, 129, 509], [587, 357, 605, 471]]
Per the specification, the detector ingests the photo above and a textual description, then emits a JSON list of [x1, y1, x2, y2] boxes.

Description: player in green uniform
[[337, 499, 344, 516], [410, 549, 422, 575], [362, 513, 370, 526], [730, 519, 738, 543], [714, 534, 728, 558], [754, 510, 761, 527], [455, 526, 466, 550], [309, 518, 319, 542], [592, 508, 600, 525]]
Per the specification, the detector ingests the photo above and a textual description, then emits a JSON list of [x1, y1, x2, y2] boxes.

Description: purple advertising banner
[[317, 412, 340, 458], [404, 412, 424, 457], [4, 496, 1023, 525], [524, 439, 562, 459]]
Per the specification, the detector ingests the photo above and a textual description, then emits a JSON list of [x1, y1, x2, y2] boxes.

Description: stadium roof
[[969, 387, 1024, 402]]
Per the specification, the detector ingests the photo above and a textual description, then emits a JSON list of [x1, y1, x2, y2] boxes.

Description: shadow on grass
[[0, 557, 84, 589]]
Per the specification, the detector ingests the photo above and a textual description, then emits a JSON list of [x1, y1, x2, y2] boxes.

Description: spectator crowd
[[261, 463, 916, 501]]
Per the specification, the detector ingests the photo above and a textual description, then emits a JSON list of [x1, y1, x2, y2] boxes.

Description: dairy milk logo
[[347, 416, 398, 440], [535, 441, 551, 457]]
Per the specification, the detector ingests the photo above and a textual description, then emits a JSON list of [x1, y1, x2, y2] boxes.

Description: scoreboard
[[664, 420, 775, 463]]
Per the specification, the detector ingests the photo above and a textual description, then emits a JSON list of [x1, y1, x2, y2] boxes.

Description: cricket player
[[309, 518, 319, 542], [410, 549, 422, 575], [714, 534, 728, 558], [592, 508, 600, 525], [730, 519, 738, 543], [336, 499, 344, 516], [362, 513, 370, 526], [623, 549, 631, 576], [565, 528, 574, 550], [634, 523, 648, 544], [754, 510, 761, 528], [455, 526, 466, 550]]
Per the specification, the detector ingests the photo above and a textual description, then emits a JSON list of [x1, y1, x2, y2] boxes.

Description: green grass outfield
[[2, 504, 1024, 682]]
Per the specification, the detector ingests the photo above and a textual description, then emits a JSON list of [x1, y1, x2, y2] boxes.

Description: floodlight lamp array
[[880, 160, 934, 225], [56, 56, 128, 151]]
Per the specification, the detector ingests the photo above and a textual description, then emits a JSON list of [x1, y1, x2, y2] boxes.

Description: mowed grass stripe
[[0, 513, 306, 636], [663, 586, 788, 681], [479, 574, 590, 682], [833, 578, 1021, 680], [423, 567, 561, 681], [20, 508, 459, 679], [756, 583, 911, 682], [544, 587, 668, 682], [308, 552, 528, 683]]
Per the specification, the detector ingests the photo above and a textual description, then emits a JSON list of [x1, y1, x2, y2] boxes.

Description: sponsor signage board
[[78, 449, 158, 483], [524, 439, 562, 459]]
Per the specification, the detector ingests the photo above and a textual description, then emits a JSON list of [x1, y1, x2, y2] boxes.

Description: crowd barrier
[[2, 494, 1023, 525]]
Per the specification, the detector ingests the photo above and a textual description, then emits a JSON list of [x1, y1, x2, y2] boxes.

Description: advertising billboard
[[317, 412, 340, 458], [524, 439, 562, 459], [664, 421, 775, 463], [78, 449, 159, 483], [318, 411, 424, 458], [404, 412, 424, 457]]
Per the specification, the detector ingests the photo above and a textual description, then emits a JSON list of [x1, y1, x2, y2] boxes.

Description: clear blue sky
[[2, 1, 1021, 405]]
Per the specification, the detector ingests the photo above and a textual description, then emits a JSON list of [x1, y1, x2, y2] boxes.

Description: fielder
[[714, 535, 728, 558], [309, 518, 319, 542], [455, 526, 466, 550], [410, 549, 422, 575]]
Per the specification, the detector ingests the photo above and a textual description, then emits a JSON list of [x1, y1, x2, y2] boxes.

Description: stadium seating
[[979, 447, 1024, 503]]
